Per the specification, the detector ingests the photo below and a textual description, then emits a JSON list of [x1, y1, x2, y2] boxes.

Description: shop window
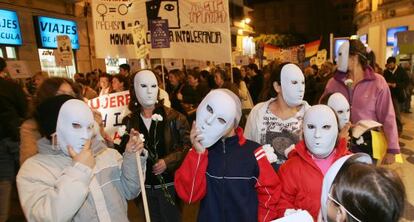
[[38, 49, 76, 78], [0, 46, 18, 60], [6, 47, 17, 59]]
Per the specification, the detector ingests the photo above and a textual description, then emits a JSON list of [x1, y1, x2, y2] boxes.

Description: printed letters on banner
[[88, 91, 131, 144], [91, 0, 231, 63]]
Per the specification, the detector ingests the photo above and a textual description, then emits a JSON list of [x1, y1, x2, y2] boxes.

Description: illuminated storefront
[[0, 9, 21, 60], [34, 16, 78, 78]]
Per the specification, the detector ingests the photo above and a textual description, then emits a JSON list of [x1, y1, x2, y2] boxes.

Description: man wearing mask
[[175, 89, 281, 222], [0, 57, 28, 221]]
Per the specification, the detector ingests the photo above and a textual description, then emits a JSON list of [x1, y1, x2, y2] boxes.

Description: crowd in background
[[0, 39, 412, 221]]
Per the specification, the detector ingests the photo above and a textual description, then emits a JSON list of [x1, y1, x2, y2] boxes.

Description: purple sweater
[[322, 67, 400, 154]]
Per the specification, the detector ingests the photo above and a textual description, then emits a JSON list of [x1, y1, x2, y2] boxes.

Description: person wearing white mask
[[244, 63, 310, 169], [327, 93, 350, 130], [175, 89, 281, 222], [276, 105, 351, 221], [321, 39, 400, 165], [16, 95, 147, 222], [319, 153, 405, 222], [118, 70, 191, 222]]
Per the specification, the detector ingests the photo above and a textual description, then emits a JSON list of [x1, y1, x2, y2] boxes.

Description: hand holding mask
[[195, 89, 241, 148], [68, 139, 95, 169]]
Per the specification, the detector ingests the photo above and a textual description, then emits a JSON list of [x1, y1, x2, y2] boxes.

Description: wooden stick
[[137, 152, 151, 222]]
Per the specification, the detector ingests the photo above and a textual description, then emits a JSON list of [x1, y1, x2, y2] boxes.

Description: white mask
[[336, 41, 349, 73], [280, 64, 305, 107], [56, 99, 95, 155], [134, 70, 159, 107], [304, 105, 338, 159], [327, 93, 350, 129], [196, 89, 241, 148]]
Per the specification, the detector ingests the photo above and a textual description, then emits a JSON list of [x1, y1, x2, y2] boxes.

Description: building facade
[[355, 0, 414, 66]]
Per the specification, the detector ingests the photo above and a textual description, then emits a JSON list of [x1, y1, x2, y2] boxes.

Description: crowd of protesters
[[0, 39, 411, 222]]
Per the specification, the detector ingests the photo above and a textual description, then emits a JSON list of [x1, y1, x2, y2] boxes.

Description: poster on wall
[[55, 35, 73, 66], [91, 0, 232, 63]]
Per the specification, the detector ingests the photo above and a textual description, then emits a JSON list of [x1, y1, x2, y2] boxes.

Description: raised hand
[[125, 128, 144, 154], [68, 139, 95, 169]]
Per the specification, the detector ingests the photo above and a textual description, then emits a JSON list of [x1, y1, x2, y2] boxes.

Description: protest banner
[[91, 0, 232, 63], [88, 91, 131, 144], [131, 24, 150, 59], [151, 19, 170, 48], [55, 35, 73, 67]]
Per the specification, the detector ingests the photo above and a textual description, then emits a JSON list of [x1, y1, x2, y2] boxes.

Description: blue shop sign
[[0, 9, 22, 45], [35, 16, 79, 49]]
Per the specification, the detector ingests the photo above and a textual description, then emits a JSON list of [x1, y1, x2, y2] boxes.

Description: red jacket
[[276, 138, 350, 220], [174, 128, 281, 222]]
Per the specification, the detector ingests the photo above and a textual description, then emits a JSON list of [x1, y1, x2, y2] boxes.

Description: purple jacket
[[321, 67, 400, 154]]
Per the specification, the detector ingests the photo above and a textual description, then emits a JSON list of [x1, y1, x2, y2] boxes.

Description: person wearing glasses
[[320, 153, 405, 222]]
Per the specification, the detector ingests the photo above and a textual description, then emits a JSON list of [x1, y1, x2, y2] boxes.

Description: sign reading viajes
[[91, 0, 232, 63]]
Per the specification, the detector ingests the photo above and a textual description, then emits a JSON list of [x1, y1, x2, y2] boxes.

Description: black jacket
[[384, 66, 410, 102], [118, 106, 191, 178]]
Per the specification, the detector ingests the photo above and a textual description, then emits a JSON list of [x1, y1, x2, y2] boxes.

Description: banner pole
[[161, 58, 166, 89], [136, 153, 151, 222]]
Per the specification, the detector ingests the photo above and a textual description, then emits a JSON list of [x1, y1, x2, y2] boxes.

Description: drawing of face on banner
[[316, 49, 327, 68], [146, 0, 180, 29]]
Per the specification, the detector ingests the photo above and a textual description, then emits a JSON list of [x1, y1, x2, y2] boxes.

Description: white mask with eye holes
[[134, 70, 159, 107], [304, 105, 338, 159], [56, 99, 95, 155], [196, 89, 240, 148], [280, 63, 305, 107], [327, 93, 350, 129], [336, 41, 350, 73]]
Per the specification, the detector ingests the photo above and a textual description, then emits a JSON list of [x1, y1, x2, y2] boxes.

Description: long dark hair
[[259, 62, 291, 101], [331, 161, 405, 222], [128, 71, 164, 114], [349, 39, 369, 68], [232, 67, 242, 87], [34, 77, 78, 111]]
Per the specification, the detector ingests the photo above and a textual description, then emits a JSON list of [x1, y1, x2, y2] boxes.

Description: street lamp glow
[[244, 18, 251, 24]]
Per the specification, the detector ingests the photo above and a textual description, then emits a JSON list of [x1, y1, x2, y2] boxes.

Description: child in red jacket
[[174, 89, 281, 222], [276, 105, 351, 220]]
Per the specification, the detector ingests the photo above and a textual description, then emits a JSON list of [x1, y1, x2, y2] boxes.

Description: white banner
[[91, 0, 231, 63], [88, 91, 131, 144]]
